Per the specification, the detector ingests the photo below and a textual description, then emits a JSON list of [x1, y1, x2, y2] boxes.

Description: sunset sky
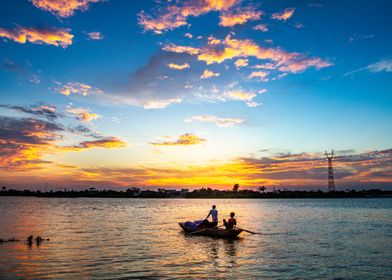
[[0, 0, 391, 190]]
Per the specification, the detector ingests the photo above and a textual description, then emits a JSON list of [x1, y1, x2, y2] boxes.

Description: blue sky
[[0, 0, 391, 189]]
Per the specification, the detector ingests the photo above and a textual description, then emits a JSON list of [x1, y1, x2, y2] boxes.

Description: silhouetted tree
[[233, 183, 240, 192], [258, 186, 266, 193]]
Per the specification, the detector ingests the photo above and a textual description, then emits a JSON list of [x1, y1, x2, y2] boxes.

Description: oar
[[237, 228, 261, 234]]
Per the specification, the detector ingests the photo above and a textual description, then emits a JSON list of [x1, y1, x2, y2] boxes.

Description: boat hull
[[179, 222, 242, 238]]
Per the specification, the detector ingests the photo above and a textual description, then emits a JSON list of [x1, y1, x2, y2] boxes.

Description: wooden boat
[[179, 222, 243, 238]]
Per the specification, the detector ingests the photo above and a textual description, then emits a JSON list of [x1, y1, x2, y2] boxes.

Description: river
[[0, 197, 391, 279]]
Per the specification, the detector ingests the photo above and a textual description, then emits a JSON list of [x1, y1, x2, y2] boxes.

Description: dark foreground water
[[0, 197, 391, 279]]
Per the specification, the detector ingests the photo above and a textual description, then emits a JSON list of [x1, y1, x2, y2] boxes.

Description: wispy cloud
[[31, 0, 103, 18], [278, 57, 332, 73], [87, 31, 103, 40], [54, 81, 102, 96], [348, 34, 374, 43], [66, 107, 100, 123], [200, 69, 220, 79], [184, 114, 244, 127], [219, 6, 262, 27], [366, 58, 392, 72], [0, 103, 59, 121], [151, 133, 206, 146], [0, 26, 73, 48], [223, 89, 258, 107], [253, 24, 268, 32], [248, 71, 269, 81], [345, 57, 392, 76], [194, 86, 261, 107], [271, 8, 295, 21], [162, 43, 200, 55], [167, 63, 190, 70], [252, 63, 277, 70]]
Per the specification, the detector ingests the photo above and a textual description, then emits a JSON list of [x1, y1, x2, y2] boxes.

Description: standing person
[[223, 212, 237, 229], [206, 205, 218, 227]]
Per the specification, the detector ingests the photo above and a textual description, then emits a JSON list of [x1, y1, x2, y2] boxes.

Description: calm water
[[0, 197, 391, 279]]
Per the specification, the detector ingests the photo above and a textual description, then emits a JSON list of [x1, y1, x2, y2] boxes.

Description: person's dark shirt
[[228, 217, 236, 228]]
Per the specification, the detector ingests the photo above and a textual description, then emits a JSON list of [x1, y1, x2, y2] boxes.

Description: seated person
[[223, 212, 237, 229]]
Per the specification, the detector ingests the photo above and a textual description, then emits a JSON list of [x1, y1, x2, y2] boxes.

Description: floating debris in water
[[0, 238, 20, 243]]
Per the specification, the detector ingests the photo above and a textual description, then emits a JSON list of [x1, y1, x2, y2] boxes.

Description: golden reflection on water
[[1, 197, 392, 279]]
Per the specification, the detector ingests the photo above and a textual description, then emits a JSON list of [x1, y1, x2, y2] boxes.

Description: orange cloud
[[200, 69, 220, 79], [66, 107, 100, 123], [64, 137, 127, 150], [223, 90, 259, 107], [54, 81, 102, 96], [31, 0, 103, 17], [0, 116, 63, 171], [184, 114, 244, 127], [0, 27, 73, 48], [0, 108, 127, 173], [219, 7, 262, 27], [163, 35, 332, 73], [234, 58, 248, 68], [197, 35, 296, 64], [271, 8, 295, 21], [223, 90, 255, 101], [162, 43, 200, 55], [208, 36, 221, 45], [151, 133, 206, 146], [138, 9, 187, 35], [167, 63, 190, 70], [138, 0, 239, 34]]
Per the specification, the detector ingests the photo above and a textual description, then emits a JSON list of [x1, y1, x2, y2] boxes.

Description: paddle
[[237, 228, 261, 234]]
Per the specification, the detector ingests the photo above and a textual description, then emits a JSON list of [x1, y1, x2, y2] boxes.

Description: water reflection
[[182, 234, 242, 275], [0, 197, 391, 279]]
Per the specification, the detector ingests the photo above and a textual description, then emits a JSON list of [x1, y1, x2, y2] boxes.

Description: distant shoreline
[[1, 188, 391, 199]]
